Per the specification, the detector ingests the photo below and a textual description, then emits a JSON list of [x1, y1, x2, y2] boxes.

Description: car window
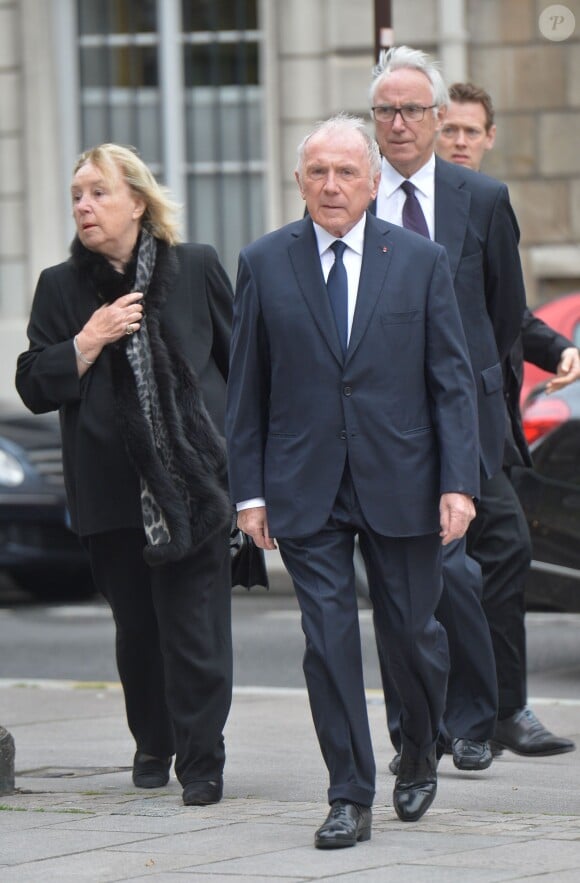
[[533, 421, 580, 486]]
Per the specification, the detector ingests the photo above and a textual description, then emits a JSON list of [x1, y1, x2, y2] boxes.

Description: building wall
[[467, 0, 580, 303], [268, 0, 376, 227], [0, 0, 70, 402], [269, 0, 580, 306], [0, 0, 27, 401], [1, 0, 579, 405]]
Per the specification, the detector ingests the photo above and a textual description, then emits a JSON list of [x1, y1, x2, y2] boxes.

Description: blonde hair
[[73, 143, 182, 245]]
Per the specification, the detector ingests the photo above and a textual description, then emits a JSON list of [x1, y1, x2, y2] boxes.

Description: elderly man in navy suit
[[369, 46, 527, 775], [226, 114, 480, 846]]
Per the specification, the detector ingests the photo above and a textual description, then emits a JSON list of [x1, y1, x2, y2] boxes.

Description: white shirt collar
[[312, 213, 367, 258], [380, 153, 436, 201]]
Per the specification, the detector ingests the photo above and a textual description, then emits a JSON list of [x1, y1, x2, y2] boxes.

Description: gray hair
[[370, 45, 449, 116], [296, 113, 382, 183]]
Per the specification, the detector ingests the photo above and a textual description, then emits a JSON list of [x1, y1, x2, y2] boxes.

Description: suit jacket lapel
[[346, 214, 393, 364], [370, 159, 471, 281], [288, 218, 344, 364], [434, 158, 471, 280]]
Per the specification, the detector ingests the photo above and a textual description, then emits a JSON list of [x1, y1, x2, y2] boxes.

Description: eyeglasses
[[371, 104, 437, 123]]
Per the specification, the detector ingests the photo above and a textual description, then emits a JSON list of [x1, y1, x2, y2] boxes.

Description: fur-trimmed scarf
[[71, 233, 231, 566]]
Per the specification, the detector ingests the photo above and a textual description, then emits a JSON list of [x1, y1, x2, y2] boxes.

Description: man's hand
[[544, 347, 580, 394], [237, 506, 277, 551], [439, 492, 476, 546]]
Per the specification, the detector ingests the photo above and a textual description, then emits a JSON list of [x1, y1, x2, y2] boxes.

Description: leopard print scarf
[[125, 230, 182, 549]]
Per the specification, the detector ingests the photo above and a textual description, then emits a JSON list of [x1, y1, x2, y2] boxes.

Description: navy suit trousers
[[278, 466, 449, 807]]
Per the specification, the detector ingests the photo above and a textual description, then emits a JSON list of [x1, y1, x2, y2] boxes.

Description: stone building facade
[[0, 0, 579, 401]]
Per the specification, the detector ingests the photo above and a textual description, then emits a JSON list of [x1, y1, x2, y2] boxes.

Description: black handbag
[[230, 519, 269, 589]]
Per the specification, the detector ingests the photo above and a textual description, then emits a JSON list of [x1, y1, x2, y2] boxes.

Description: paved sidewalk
[[0, 681, 580, 883], [1, 681, 580, 881]]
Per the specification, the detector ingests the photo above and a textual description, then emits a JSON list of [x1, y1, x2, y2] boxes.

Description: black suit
[[467, 308, 573, 714], [374, 158, 527, 747], [226, 212, 480, 805]]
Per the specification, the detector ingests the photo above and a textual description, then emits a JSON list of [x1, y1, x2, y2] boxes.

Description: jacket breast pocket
[[380, 310, 420, 325]]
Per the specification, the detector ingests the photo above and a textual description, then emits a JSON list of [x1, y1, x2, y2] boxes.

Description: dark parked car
[[0, 404, 93, 599], [511, 380, 580, 612]]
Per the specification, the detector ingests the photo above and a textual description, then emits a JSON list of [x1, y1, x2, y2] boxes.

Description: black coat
[[16, 240, 233, 539]]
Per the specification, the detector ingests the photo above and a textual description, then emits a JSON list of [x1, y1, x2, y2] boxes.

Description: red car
[[521, 292, 580, 407]]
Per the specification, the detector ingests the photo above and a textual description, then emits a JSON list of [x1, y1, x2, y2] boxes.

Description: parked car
[[521, 291, 580, 406], [0, 404, 94, 599], [511, 381, 580, 611]]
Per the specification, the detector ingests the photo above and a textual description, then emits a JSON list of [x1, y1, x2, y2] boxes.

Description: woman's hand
[[73, 292, 144, 376], [84, 291, 144, 346]]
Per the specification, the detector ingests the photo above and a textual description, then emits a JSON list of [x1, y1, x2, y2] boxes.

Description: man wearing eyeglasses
[[369, 46, 526, 777], [436, 82, 578, 760]]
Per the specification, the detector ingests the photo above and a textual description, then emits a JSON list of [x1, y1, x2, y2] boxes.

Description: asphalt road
[[1, 567, 580, 699]]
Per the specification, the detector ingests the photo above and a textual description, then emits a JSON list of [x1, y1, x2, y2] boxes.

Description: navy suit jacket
[[373, 157, 527, 479], [226, 212, 480, 539]]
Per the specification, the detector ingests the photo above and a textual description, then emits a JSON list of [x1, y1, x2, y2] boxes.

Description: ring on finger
[[125, 323, 134, 335]]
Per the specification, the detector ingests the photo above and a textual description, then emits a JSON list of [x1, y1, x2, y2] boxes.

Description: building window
[[77, 0, 161, 168], [76, 0, 263, 278]]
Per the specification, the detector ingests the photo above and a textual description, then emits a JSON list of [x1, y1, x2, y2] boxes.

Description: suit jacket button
[[340, 430, 347, 440], [343, 386, 352, 396]]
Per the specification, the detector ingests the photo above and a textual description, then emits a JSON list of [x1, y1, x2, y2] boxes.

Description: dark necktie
[[401, 180, 430, 239], [326, 240, 348, 356]]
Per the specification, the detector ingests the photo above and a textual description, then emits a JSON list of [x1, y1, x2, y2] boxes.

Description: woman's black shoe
[[132, 752, 172, 788], [182, 779, 223, 805]]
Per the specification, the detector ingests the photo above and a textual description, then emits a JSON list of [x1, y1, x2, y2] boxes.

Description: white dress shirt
[[375, 153, 436, 239]]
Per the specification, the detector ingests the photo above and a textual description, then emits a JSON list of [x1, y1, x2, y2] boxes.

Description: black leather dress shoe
[[314, 800, 372, 849], [491, 707, 576, 757], [452, 738, 493, 771], [389, 740, 447, 776], [132, 752, 172, 788], [183, 779, 223, 806], [393, 748, 437, 822]]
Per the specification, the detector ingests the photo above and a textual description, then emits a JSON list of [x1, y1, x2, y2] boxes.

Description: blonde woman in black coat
[[16, 144, 234, 807]]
